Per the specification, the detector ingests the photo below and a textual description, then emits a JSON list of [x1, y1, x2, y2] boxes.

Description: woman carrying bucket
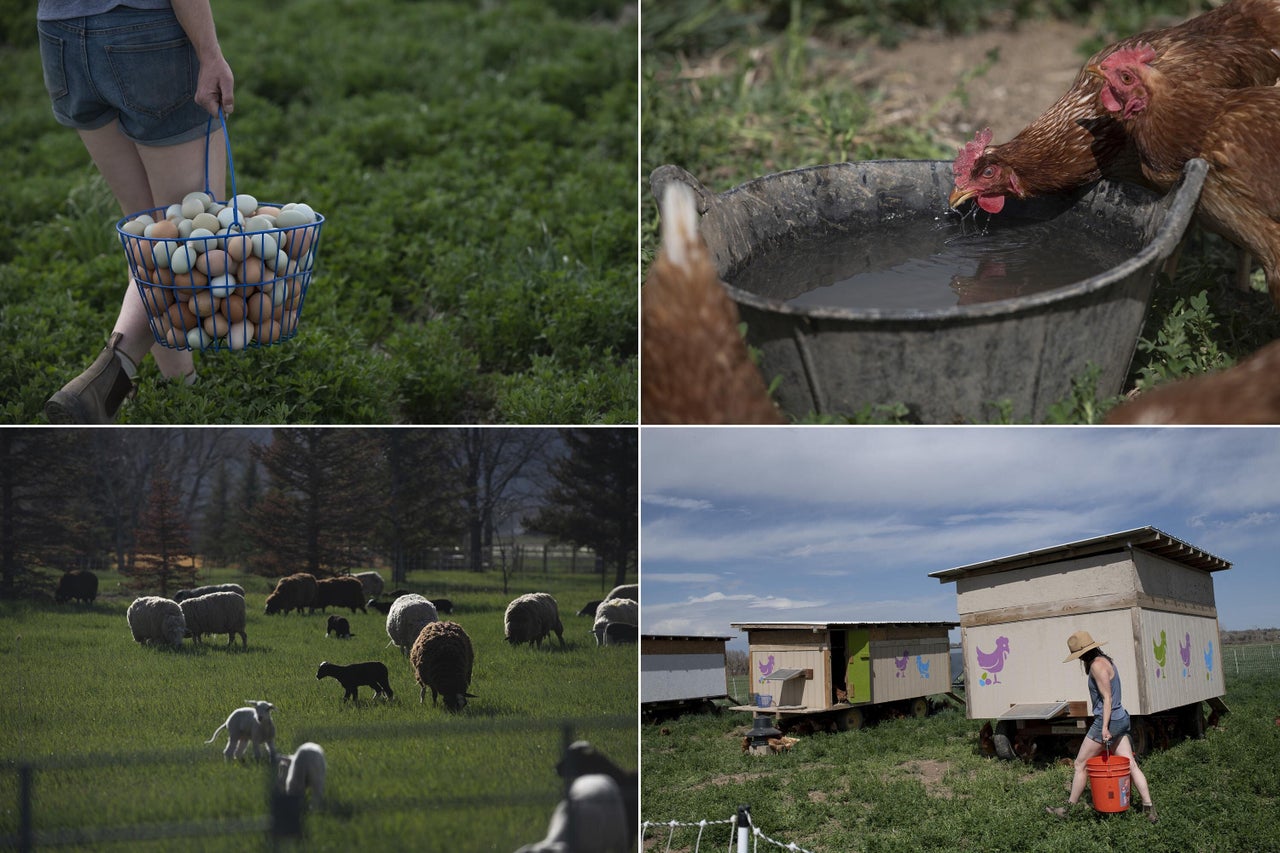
[[37, 1, 234, 423], [1046, 630, 1158, 823]]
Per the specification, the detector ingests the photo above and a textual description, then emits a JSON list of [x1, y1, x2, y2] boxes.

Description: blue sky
[[641, 427, 1280, 649]]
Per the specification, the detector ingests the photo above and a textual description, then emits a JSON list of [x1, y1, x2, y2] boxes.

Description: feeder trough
[[649, 158, 1207, 423]]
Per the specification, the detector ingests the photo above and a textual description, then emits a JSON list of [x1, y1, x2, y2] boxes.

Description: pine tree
[[129, 475, 197, 596], [524, 428, 637, 588]]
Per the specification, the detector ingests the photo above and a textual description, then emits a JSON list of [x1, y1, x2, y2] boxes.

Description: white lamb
[[276, 742, 327, 810], [515, 774, 631, 853], [206, 700, 277, 761], [592, 598, 637, 647], [385, 593, 439, 656]]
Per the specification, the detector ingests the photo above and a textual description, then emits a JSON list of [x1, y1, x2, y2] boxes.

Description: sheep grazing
[[316, 660, 393, 701], [352, 570, 384, 600], [516, 741, 637, 853], [367, 598, 393, 615], [592, 598, 638, 647], [602, 622, 637, 646], [604, 584, 637, 603], [277, 742, 327, 810], [576, 599, 602, 618], [385, 594, 439, 656], [126, 596, 186, 648], [206, 701, 277, 760], [326, 615, 352, 638], [431, 597, 454, 615], [55, 569, 98, 605], [410, 621, 475, 712], [504, 592, 566, 649], [173, 583, 245, 603], [265, 573, 318, 615], [179, 590, 247, 648], [312, 576, 366, 614]]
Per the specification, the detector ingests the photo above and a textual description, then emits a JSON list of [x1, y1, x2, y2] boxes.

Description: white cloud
[[643, 572, 726, 584], [642, 493, 713, 511]]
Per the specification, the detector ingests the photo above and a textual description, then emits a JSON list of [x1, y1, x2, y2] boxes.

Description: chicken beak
[[948, 186, 977, 209]]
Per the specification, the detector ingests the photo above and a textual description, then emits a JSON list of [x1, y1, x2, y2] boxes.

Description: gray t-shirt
[[38, 1, 171, 21]]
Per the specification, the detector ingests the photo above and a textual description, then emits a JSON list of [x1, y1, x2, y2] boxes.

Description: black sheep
[[576, 599, 602, 617], [55, 569, 98, 605], [368, 599, 394, 615], [602, 622, 637, 645], [316, 661, 394, 701], [432, 597, 454, 615], [325, 615, 352, 638]]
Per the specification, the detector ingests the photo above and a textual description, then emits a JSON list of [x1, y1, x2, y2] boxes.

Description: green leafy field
[[3, 566, 636, 851], [641, 673, 1280, 852], [0, 0, 637, 424]]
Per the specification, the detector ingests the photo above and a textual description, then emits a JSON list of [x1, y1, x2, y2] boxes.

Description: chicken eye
[[1120, 72, 1134, 85], [981, 166, 996, 179]]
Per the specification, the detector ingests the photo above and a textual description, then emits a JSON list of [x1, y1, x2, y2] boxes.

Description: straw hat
[[1063, 630, 1105, 662]]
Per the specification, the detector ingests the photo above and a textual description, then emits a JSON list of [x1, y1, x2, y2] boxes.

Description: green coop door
[[845, 630, 870, 703]]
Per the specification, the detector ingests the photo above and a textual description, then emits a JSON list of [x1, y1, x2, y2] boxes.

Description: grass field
[[0, 0, 636, 424], [2, 566, 636, 851], [641, 673, 1280, 852]]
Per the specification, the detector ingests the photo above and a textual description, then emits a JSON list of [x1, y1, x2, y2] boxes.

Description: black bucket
[[650, 159, 1207, 423]]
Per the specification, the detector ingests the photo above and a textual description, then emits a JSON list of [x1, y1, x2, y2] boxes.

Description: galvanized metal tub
[[649, 159, 1207, 423]]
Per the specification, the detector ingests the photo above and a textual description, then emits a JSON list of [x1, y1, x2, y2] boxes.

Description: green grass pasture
[[3, 568, 635, 851]]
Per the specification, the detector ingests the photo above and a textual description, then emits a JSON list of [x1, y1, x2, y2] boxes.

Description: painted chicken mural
[[895, 650, 910, 678], [1179, 632, 1193, 677], [917, 656, 931, 679], [975, 636, 1011, 685], [1153, 629, 1168, 678]]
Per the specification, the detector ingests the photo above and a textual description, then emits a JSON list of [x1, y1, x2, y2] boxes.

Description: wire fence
[[643, 805, 815, 853], [2, 714, 631, 852], [1223, 642, 1280, 677]]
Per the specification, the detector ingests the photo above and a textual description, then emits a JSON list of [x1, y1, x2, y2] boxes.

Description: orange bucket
[[1086, 752, 1131, 813]]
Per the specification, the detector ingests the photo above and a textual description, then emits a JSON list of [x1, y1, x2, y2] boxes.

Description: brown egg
[[245, 291, 284, 325], [188, 290, 220, 318], [167, 269, 209, 289], [203, 313, 230, 338], [225, 232, 252, 263], [254, 205, 282, 219], [139, 284, 174, 313], [125, 239, 156, 272], [148, 218, 179, 240], [255, 318, 283, 344], [222, 293, 247, 324], [286, 226, 317, 260], [239, 256, 272, 286], [196, 249, 231, 278], [166, 301, 199, 331], [164, 326, 186, 349]]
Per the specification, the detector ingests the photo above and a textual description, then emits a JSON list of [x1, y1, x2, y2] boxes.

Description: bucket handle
[[650, 164, 715, 215], [201, 108, 241, 229]]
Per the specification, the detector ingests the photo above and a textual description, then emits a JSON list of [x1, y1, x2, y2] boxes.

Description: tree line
[[0, 428, 636, 597]]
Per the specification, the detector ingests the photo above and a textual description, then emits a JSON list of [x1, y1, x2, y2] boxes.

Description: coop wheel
[[1182, 703, 1206, 739], [1131, 719, 1154, 756], [910, 698, 929, 718], [841, 708, 864, 731]]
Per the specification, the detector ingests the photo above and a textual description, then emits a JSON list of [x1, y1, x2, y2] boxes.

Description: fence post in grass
[[18, 763, 33, 853], [736, 804, 750, 853]]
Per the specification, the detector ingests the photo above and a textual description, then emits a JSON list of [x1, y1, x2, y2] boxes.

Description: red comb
[[1106, 40, 1158, 69], [953, 127, 993, 182]]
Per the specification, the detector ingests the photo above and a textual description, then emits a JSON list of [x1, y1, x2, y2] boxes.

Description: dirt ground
[[838, 18, 1101, 152]]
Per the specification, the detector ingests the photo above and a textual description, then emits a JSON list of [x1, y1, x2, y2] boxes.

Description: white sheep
[[276, 742, 327, 810], [504, 592, 565, 649], [385, 594, 439, 656], [206, 700, 277, 761], [174, 583, 245, 603], [353, 570, 384, 600], [178, 590, 247, 648], [592, 598, 637, 647], [515, 774, 631, 853], [604, 583, 637, 603], [126, 596, 186, 648]]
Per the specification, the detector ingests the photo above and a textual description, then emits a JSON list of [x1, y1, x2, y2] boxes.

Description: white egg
[[209, 273, 238, 299], [151, 240, 180, 269], [181, 197, 206, 219], [250, 232, 278, 260], [276, 208, 312, 229], [166, 203, 184, 221], [233, 193, 258, 216], [244, 214, 275, 232], [186, 325, 214, 351], [269, 248, 290, 270], [169, 244, 198, 275], [226, 321, 255, 351], [177, 219, 196, 238], [217, 206, 240, 229], [122, 219, 148, 237], [188, 228, 217, 252]]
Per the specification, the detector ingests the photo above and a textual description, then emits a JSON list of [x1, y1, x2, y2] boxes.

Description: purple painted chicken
[[758, 654, 775, 678], [895, 650, 909, 678], [1179, 632, 1192, 676], [975, 636, 1011, 684]]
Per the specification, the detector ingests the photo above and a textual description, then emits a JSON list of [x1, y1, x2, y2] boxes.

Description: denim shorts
[[1086, 711, 1131, 745], [37, 7, 209, 145]]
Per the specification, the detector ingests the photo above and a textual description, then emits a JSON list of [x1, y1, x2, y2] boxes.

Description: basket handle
[[202, 108, 240, 227]]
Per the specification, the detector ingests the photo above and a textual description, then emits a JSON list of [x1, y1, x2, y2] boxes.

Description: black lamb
[[316, 660, 394, 701], [432, 597, 454, 615], [325, 615, 352, 638]]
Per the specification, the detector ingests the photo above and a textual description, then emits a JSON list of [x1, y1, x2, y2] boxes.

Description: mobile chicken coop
[[729, 620, 958, 731], [641, 634, 733, 719], [930, 526, 1230, 760]]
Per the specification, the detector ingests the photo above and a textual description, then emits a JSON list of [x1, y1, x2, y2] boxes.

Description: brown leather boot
[[45, 332, 137, 424]]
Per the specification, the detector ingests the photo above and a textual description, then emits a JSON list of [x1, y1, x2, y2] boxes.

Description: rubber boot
[[44, 332, 137, 424]]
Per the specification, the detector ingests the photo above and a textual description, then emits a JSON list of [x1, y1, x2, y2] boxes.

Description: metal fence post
[[19, 763, 33, 853], [736, 804, 750, 853]]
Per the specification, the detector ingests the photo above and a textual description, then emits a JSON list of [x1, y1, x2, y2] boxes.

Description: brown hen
[[641, 183, 784, 424], [1105, 339, 1280, 423], [1092, 43, 1280, 307], [949, 0, 1280, 213]]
